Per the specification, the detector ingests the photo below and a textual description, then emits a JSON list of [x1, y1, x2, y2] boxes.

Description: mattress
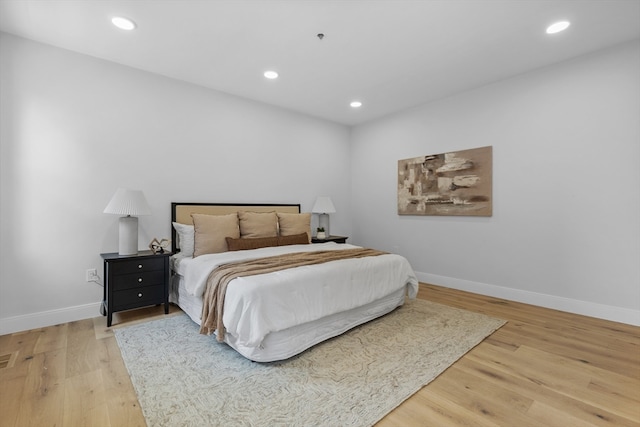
[[170, 273, 407, 362], [170, 242, 418, 362]]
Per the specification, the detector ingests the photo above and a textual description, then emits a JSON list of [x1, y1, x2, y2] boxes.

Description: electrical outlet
[[86, 268, 98, 282]]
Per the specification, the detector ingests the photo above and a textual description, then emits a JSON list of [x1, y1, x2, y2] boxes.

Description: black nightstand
[[100, 250, 171, 327], [311, 235, 348, 244]]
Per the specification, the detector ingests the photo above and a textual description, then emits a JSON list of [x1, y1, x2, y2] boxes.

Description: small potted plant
[[316, 227, 326, 239]]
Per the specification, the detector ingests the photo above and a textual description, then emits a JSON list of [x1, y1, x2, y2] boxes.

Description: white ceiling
[[1, 0, 639, 125]]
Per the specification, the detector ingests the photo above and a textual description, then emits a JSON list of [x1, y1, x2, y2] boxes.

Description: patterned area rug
[[114, 299, 505, 427]]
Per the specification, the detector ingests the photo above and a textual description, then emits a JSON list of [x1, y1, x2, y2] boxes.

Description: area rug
[[114, 299, 505, 427]]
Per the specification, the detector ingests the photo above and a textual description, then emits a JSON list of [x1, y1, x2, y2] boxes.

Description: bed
[[169, 202, 419, 362]]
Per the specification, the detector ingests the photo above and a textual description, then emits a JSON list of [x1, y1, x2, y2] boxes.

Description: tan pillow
[[226, 236, 280, 251], [278, 233, 310, 246], [238, 211, 278, 238], [277, 212, 311, 242], [191, 213, 239, 257]]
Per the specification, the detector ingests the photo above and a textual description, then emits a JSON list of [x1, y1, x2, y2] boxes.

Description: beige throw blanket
[[200, 248, 387, 340]]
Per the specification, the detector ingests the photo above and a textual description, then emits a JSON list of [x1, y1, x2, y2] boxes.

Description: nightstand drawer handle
[[138, 292, 143, 298], [138, 264, 143, 269], [138, 278, 143, 283]]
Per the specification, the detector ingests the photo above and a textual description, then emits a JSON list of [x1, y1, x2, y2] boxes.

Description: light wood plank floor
[[1, 283, 638, 426]]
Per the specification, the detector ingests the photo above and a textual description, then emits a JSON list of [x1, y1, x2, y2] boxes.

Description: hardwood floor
[[1, 284, 638, 426]]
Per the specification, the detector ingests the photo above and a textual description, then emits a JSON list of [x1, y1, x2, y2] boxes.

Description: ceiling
[[1, 0, 639, 126]]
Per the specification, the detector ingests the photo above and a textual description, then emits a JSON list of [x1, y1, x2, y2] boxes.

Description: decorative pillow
[[277, 212, 311, 242], [191, 213, 239, 257], [172, 222, 195, 257], [278, 233, 310, 246], [238, 211, 278, 238], [226, 236, 279, 251]]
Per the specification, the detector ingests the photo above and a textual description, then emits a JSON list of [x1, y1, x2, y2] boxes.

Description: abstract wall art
[[398, 146, 492, 216]]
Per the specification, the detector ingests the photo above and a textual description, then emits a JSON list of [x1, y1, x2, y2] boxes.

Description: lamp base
[[119, 216, 138, 255], [318, 213, 330, 237]]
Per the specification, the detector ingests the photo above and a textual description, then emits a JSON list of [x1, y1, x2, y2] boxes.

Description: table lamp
[[104, 188, 151, 255], [312, 196, 336, 237]]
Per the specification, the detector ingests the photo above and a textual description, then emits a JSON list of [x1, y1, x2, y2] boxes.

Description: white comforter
[[174, 242, 418, 348]]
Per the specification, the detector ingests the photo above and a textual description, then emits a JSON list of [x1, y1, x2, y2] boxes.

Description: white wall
[[350, 40, 640, 325], [0, 33, 351, 334]]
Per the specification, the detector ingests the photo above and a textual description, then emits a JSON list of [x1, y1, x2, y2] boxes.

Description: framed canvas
[[398, 146, 492, 216]]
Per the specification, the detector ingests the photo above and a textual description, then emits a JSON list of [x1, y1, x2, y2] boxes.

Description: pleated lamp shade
[[104, 188, 151, 216]]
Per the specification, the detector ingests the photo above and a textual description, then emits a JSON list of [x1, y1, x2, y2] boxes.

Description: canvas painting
[[398, 146, 492, 216]]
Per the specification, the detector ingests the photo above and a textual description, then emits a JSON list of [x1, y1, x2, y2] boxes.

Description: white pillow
[[172, 222, 195, 257]]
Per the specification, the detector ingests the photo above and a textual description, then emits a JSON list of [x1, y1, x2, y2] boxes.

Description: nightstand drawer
[[112, 270, 165, 290], [111, 257, 165, 275], [311, 235, 348, 244], [112, 285, 165, 310]]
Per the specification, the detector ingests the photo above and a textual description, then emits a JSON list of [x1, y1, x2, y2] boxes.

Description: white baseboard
[[0, 302, 103, 335], [2, 274, 638, 335], [417, 272, 640, 327]]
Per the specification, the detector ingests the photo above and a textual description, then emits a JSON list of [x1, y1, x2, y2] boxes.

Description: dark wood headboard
[[170, 202, 301, 253]]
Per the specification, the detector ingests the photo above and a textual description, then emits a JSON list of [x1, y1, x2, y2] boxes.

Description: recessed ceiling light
[[546, 21, 570, 34], [264, 71, 279, 79], [350, 101, 362, 108], [112, 16, 136, 31]]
